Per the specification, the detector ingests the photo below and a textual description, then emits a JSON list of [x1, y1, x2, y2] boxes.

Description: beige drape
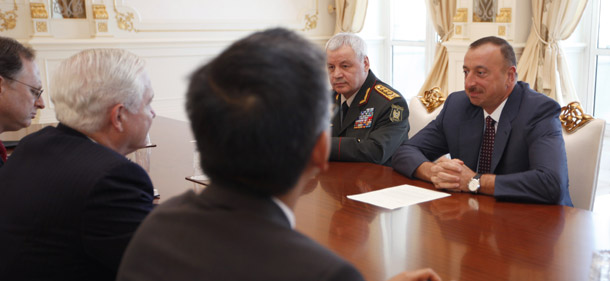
[[417, 0, 456, 98], [516, 0, 588, 105], [334, 0, 368, 34]]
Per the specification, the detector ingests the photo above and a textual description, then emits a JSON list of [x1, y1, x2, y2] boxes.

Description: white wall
[[1, 0, 336, 122]]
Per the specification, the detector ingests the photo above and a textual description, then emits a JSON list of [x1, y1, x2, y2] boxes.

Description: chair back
[[408, 87, 445, 138], [560, 102, 606, 210]]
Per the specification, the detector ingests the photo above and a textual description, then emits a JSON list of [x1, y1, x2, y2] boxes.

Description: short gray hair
[[325, 33, 368, 61], [51, 49, 147, 133]]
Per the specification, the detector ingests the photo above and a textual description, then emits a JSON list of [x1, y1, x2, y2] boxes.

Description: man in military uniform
[[326, 33, 409, 166]]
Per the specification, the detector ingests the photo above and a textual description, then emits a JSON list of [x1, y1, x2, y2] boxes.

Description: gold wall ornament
[[113, 2, 135, 32], [302, 12, 318, 31], [560, 101, 594, 133], [35, 21, 47, 32], [419, 87, 446, 113], [92, 4, 109, 20], [302, 0, 319, 31], [498, 25, 506, 36], [0, 0, 18, 32], [453, 8, 467, 22], [455, 25, 462, 35], [495, 8, 511, 23], [98, 22, 108, 32], [113, 0, 320, 33], [30, 3, 48, 19]]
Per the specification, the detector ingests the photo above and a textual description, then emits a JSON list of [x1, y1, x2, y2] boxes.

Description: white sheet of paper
[[347, 184, 450, 209]]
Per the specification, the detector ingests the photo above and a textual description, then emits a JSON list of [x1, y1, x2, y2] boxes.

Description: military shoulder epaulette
[[374, 84, 400, 101]]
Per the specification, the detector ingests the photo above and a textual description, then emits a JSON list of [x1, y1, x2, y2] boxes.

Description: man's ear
[[363, 56, 370, 73], [0, 76, 7, 96], [310, 130, 330, 173], [110, 104, 125, 132], [507, 65, 517, 86]]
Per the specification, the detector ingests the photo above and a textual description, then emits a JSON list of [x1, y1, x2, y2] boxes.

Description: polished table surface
[[7, 117, 609, 281], [143, 117, 610, 281]]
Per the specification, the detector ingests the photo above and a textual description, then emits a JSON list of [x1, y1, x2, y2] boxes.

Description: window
[[389, 0, 437, 101], [592, 0, 610, 120]]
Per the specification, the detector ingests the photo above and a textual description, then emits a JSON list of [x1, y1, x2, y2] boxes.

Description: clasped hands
[[429, 157, 476, 193]]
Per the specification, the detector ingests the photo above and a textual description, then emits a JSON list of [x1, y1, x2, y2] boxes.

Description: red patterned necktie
[[478, 116, 495, 174], [0, 140, 7, 163]]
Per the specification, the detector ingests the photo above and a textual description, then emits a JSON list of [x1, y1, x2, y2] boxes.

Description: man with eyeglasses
[[0, 36, 46, 167]]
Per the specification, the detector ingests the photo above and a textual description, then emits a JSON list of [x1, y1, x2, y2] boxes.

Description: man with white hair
[[326, 33, 409, 166], [0, 48, 156, 280]]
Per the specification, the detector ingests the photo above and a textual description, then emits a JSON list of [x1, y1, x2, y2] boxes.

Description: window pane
[[392, 46, 426, 100], [391, 0, 427, 41], [594, 56, 610, 119], [599, 0, 610, 48]]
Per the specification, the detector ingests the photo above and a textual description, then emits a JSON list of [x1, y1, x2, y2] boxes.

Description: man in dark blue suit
[[392, 36, 572, 206], [117, 28, 440, 281], [0, 48, 156, 280]]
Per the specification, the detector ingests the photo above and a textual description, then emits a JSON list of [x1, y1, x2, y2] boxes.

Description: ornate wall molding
[[0, 0, 17, 31], [30, 2, 47, 18], [302, 0, 318, 31], [113, 0, 320, 33]]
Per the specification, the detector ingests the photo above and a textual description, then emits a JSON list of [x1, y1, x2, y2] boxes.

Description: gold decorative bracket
[[419, 87, 446, 113], [560, 101, 594, 133], [29, 2, 50, 36], [453, 8, 467, 22], [496, 8, 512, 23], [30, 3, 48, 19], [92, 4, 109, 20], [0, 0, 18, 31], [92, 4, 110, 37]]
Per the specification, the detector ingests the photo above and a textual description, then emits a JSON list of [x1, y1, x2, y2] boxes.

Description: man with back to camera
[[0, 36, 46, 167], [392, 36, 572, 206], [327, 33, 409, 166], [117, 28, 441, 281], [0, 48, 156, 280]]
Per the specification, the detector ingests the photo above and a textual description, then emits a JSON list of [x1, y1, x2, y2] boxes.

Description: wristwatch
[[468, 173, 482, 193]]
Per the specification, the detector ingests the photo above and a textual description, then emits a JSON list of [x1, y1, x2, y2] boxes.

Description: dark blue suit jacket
[[0, 124, 154, 280], [392, 82, 572, 206], [117, 185, 365, 281]]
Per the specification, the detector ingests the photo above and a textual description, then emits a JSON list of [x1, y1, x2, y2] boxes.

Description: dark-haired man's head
[[463, 36, 518, 114], [186, 28, 330, 196], [0, 37, 45, 133]]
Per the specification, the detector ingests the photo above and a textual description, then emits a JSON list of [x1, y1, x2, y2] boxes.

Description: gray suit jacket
[[117, 185, 365, 281], [392, 82, 572, 206]]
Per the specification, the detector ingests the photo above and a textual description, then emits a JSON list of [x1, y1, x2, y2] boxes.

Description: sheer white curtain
[[416, 0, 456, 98], [334, 0, 368, 34], [516, 0, 588, 105]]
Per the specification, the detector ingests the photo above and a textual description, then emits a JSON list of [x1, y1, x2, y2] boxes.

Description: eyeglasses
[[3, 76, 44, 100]]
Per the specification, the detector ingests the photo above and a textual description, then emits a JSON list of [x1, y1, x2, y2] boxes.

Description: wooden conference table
[[144, 117, 610, 281], [7, 117, 609, 281]]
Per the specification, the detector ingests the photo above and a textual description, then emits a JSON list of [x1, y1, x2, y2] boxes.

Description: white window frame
[[384, 0, 438, 99], [586, 0, 610, 117]]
